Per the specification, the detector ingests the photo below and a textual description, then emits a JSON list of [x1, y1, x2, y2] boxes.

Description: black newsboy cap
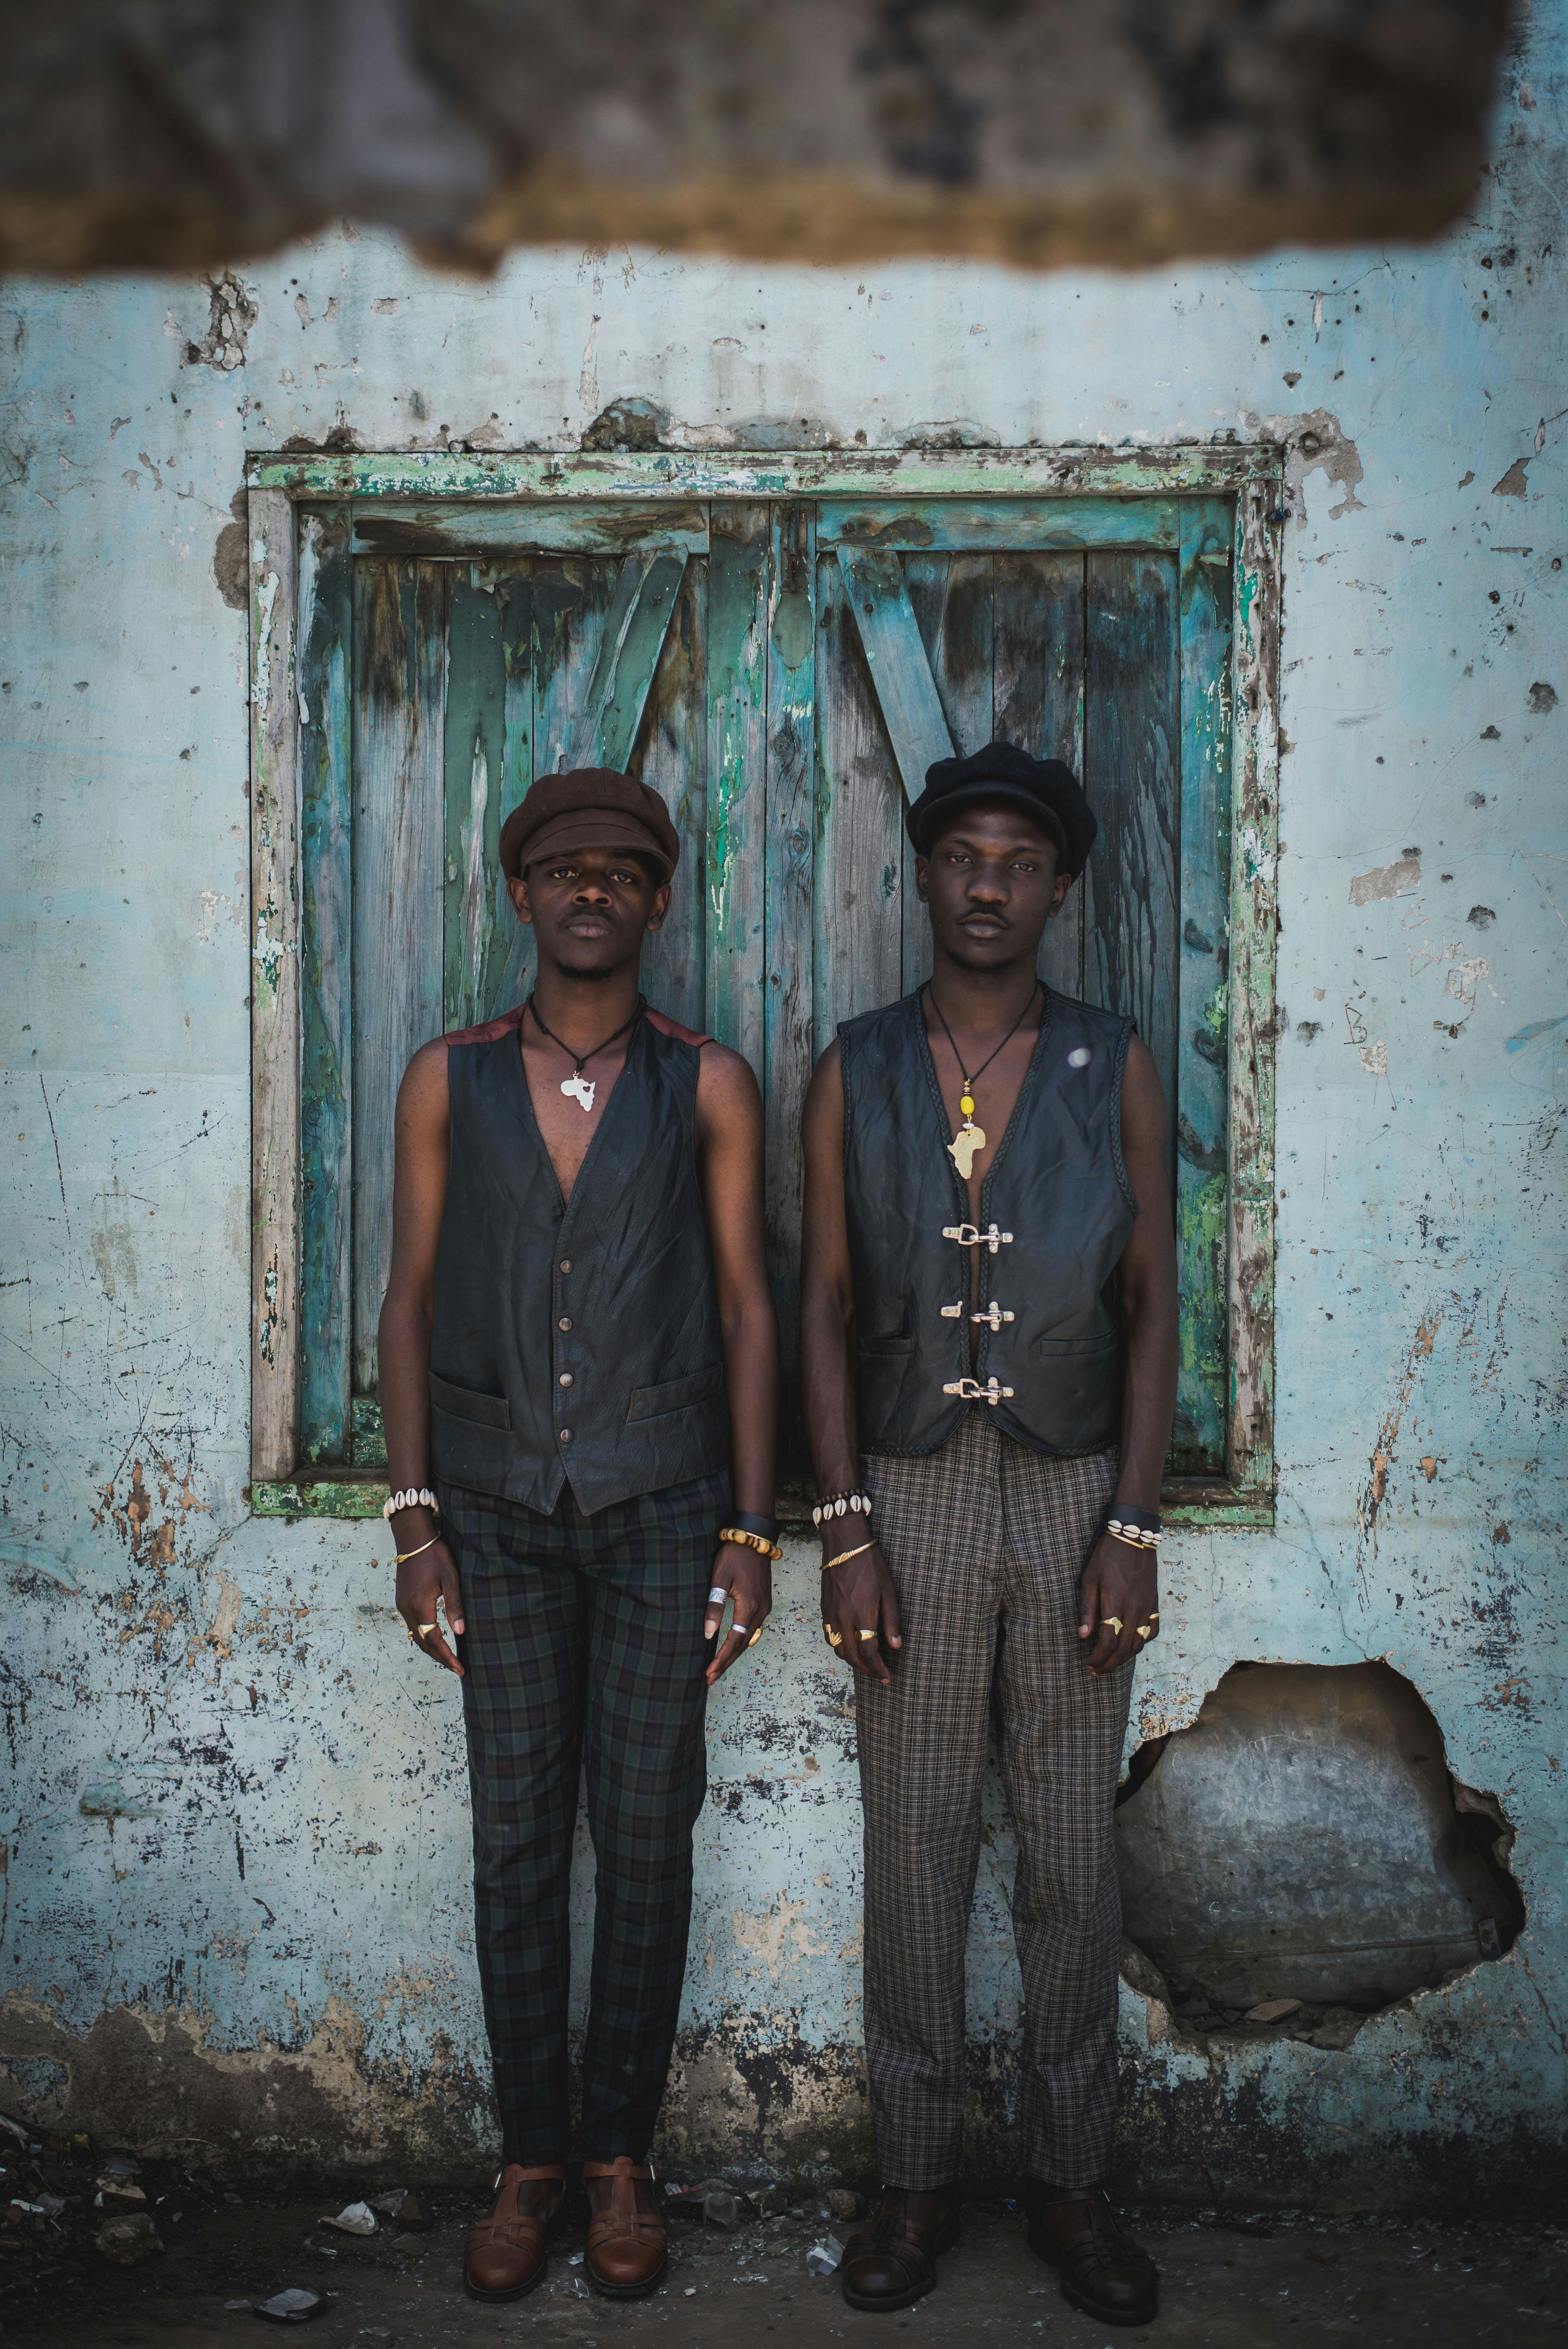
[[906, 740, 1096, 879]]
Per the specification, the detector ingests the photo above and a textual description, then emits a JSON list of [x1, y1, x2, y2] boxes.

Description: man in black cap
[[800, 743, 1175, 2324], [379, 768, 779, 2304]]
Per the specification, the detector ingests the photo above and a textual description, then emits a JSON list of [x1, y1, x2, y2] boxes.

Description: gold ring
[[857, 1627, 877, 1642], [1135, 1623, 1154, 1640], [749, 1629, 763, 1646], [825, 1625, 842, 1647], [1102, 1617, 1123, 1635], [418, 1623, 437, 1636]]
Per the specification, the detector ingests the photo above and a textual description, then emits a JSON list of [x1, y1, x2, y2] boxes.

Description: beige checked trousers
[[856, 1410, 1131, 2190]]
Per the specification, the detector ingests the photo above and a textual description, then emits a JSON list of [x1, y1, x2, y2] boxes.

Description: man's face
[[508, 848, 670, 978], [916, 802, 1070, 972]]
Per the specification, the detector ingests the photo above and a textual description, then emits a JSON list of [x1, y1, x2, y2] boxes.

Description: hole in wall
[[1115, 1661, 1523, 2044]]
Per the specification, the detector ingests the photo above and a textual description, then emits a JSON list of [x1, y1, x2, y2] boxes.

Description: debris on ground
[[1307, 2008, 1367, 2050], [826, 2187, 864, 2221], [806, 2235, 845, 2275], [1245, 1998, 1303, 2023], [319, 2201, 377, 2235], [370, 2187, 431, 2229], [664, 2176, 750, 2228], [254, 2288, 331, 2323], [95, 2176, 148, 2204], [95, 2212, 163, 2264]]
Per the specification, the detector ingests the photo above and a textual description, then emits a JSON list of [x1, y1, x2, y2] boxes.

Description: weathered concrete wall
[[1, 13, 1563, 2207]]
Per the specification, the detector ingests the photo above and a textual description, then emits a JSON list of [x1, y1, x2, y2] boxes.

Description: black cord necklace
[[527, 993, 645, 1113], [924, 978, 1041, 1179]]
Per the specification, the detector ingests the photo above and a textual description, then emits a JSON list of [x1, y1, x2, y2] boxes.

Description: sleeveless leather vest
[[839, 989, 1137, 1460], [429, 1007, 730, 1514]]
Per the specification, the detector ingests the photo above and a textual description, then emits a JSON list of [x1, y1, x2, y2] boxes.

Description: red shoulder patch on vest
[[645, 1007, 715, 1049], [444, 1005, 526, 1047]]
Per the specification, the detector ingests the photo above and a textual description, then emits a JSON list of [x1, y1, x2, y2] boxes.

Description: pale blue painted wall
[[0, 12, 1562, 2193]]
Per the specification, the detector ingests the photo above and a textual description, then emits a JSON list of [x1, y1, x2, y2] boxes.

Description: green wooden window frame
[[247, 447, 1280, 1527]]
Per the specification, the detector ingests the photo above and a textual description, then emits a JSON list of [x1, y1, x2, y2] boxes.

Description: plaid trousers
[[441, 1470, 727, 2165], [857, 1412, 1130, 2190]]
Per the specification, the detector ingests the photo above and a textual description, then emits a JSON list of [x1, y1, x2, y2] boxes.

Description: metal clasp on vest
[[941, 1222, 1013, 1255], [940, 1300, 1015, 1328], [942, 1376, 1015, 1404]]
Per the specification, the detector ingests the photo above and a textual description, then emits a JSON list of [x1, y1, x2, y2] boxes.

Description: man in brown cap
[[378, 768, 778, 2303]]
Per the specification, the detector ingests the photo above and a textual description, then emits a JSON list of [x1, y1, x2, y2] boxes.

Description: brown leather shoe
[[463, 2163, 566, 2301], [1024, 2181, 1158, 2326], [839, 2187, 960, 2312], [581, 2157, 668, 2299]]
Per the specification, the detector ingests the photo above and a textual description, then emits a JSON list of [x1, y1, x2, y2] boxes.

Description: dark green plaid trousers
[[441, 1470, 727, 2165]]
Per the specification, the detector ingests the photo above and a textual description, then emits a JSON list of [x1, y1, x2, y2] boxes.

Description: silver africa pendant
[[561, 1074, 596, 1113]]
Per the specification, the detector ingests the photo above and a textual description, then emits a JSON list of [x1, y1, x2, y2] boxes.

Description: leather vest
[[429, 1007, 730, 1514], [839, 988, 1137, 1459]]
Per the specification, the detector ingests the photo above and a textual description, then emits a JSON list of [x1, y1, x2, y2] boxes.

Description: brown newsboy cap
[[498, 768, 680, 884]]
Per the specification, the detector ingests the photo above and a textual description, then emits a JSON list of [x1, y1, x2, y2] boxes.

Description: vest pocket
[[1028, 1328, 1122, 1363], [430, 1372, 513, 1429], [626, 1363, 723, 1422]]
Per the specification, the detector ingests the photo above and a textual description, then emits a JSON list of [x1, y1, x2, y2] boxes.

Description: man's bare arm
[[1078, 1035, 1177, 1678], [694, 1044, 780, 1686], [800, 1041, 903, 1684], [377, 1038, 466, 1675]]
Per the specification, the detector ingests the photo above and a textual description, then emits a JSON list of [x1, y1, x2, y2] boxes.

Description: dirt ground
[[3, 2164, 1564, 2349]]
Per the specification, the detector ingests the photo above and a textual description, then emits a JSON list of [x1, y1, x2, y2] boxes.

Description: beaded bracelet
[[383, 1487, 438, 1522], [812, 1490, 871, 1527], [719, 1525, 784, 1562]]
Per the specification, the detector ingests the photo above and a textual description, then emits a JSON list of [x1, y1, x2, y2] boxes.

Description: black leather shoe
[[840, 2186, 960, 2312], [1024, 2181, 1158, 2326]]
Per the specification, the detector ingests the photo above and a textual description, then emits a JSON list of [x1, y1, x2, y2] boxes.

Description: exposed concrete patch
[[1261, 406, 1365, 519], [183, 276, 257, 371], [211, 490, 249, 610], [1350, 853, 1421, 904]]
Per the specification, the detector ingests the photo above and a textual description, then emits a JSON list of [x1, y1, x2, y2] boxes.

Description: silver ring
[[707, 1586, 728, 1606], [731, 1623, 749, 1637]]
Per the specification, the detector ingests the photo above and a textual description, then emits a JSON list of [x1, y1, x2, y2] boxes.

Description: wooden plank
[[902, 552, 993, 995], [297, 505, 354, 1465], [256, 446, 1281, 500], [568, 550, 689, 772], [352, 559, 448, 1394], [637, 557, 708, 1030], [764, 501, 816, 1475], [488, 553, 617, 1012], [483, 564, 536, 1014], [814, 551, 905, 1056], [993, 551, 1086, 998], [249, 488, 302, 1480], [1082, 552, 1181, 1196], [835, 545, 954, 811], [821, 495, 1178, 552], [1172, 500, 1234, 1475], [442, 566, 509, 1030], [1227, 483, 1281, 1501], [704, 504, 770, 1074], [351, 500, 708, 558]]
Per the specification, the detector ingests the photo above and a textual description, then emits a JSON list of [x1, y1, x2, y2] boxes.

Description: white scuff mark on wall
[[198, 891, 232, 944], [732, 1894, 828, 1986], [579, 312, 600, 416], [1359, 1040, 1389, 1076]]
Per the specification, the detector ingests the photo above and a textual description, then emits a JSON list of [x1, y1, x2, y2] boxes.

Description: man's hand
[[1077, 1533, 1158, 1678], [396, 1527, 466, 1676], [822, 1542, 903, 1685], [705, 1540, 772, 1685]]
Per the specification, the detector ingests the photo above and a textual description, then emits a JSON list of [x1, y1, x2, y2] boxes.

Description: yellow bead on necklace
[[959, 1093, 975, 1118]]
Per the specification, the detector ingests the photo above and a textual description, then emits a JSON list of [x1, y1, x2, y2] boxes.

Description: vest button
[[558, 1316, 572, 1332], [558, 1428, 573, 1444], [559, 1258, 573, 1274], [558, 1371, 573, 1387]]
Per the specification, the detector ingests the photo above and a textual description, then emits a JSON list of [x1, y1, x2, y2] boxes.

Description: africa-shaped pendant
[[948, 1114, 987, 1180]]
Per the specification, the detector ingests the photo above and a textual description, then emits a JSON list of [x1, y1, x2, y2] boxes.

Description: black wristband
[[727, 1509, 781, 1544]]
